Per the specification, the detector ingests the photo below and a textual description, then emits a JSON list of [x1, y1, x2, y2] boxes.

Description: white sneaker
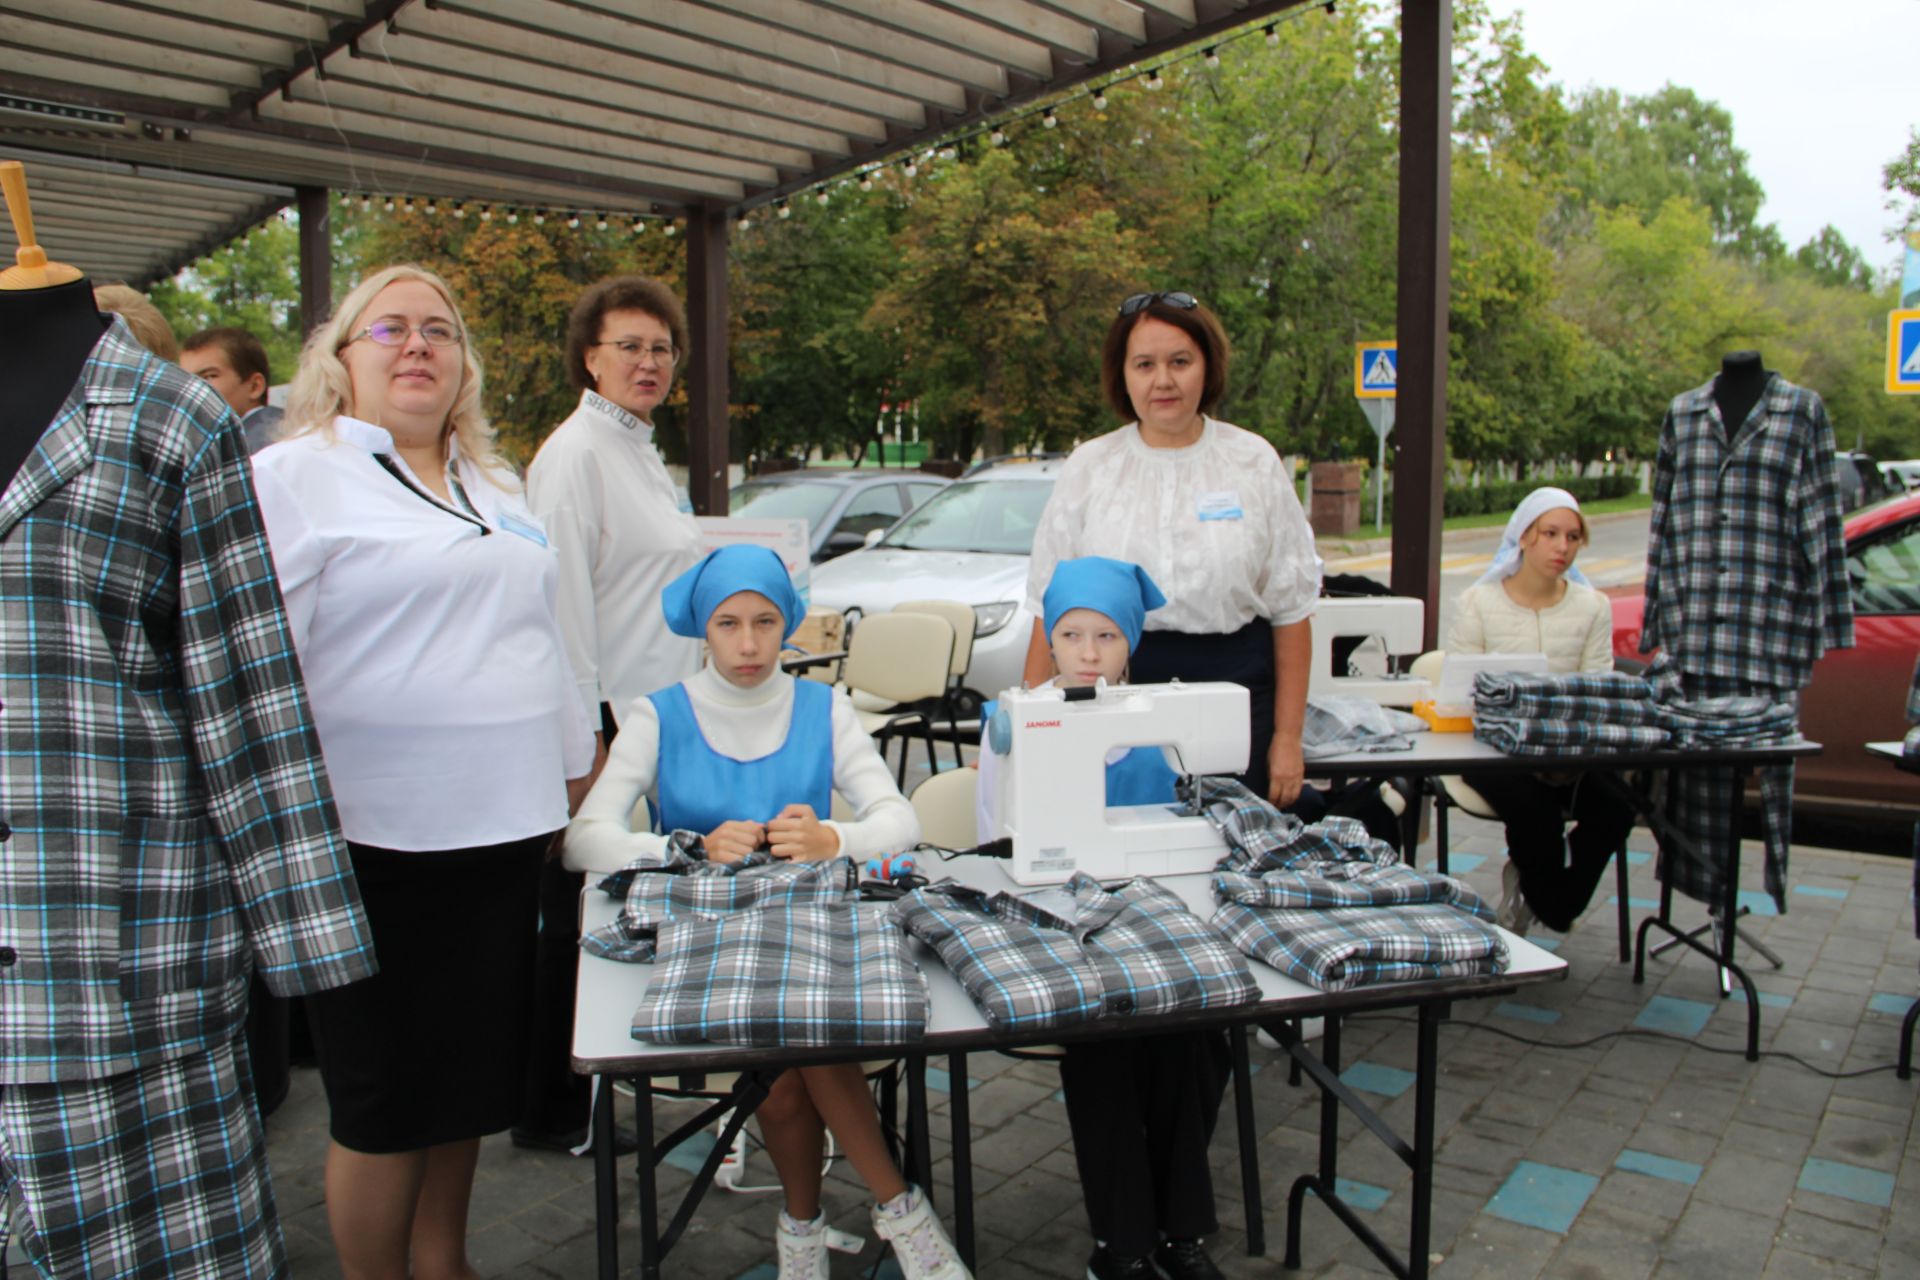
[[872, 1185, 971, 1280], [1498, 859, 1534, 936], [776, 1211, 831, 1280]]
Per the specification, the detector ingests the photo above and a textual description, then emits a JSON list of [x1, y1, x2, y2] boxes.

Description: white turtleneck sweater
[[563, 665, 920, 873]]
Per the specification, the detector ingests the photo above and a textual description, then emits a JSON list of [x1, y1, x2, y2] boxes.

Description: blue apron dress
[[649, 679, 834, 833]]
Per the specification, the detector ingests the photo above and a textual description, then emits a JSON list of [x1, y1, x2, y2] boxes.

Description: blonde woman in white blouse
[[1445, 487, 1633, 934], [1023, 291, 1320, 807], [1019, 291, 1320, 1280]]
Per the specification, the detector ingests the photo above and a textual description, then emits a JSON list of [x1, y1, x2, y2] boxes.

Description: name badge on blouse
[[1196, 490, 1244, 522], [497, 512, 549, 546]]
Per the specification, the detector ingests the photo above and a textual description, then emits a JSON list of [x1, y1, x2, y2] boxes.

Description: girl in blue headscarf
[[978, 555, 1232, 1280], [565, 545, 968, 1280]]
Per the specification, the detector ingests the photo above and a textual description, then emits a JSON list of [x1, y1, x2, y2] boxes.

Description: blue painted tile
[[1528, 936, 1562, 952], [662, 1130, 716, 1175], [1791, 884, 1849, 901], [1798, 1157, 1895, 1208], [1615, 1148, 1702, 1186], [1329, 1178, 1391, 1212], [1728, 989, 1793, 1009], [1626, 849, 1653, 866], [1736, 890, 1779, 917], [1633, 995, 1713, 1037], [1494, 1002, 1562, 1026], [923, 1067, 980, 1094], [1426, 853, 1485, 874], [1869, 992, 1917, 1017], [1340, 1061, 1416, 1099], [1485, 1160, 1598, 1234], [1608, 896, 1661, 910]]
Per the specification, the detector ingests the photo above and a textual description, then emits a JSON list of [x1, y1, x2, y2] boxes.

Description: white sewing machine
[[985, 681, 1249, 885], [1307, 596, 1431, 705]]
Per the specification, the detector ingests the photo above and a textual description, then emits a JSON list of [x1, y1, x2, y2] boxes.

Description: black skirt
[[1131, 617, 1277, 799], [307, 835, 549, 1153]]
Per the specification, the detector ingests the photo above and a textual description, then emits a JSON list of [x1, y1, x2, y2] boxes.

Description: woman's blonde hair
[[281, 263, 503, 474]]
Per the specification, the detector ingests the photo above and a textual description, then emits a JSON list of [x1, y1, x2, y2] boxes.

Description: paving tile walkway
[[237, 810, 1918, 1278]]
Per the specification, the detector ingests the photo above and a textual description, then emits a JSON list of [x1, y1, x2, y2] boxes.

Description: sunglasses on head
[[1117, 291, 1199, 316]]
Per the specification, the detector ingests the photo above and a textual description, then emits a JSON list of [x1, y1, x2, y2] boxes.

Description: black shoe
[[1152, 1238, 1224, 1280], [1085, 1246, 1156, 1280], [510, 1122, 640, 1156]]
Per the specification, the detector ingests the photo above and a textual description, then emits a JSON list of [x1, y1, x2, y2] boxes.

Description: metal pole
[[1375, 428, 1386, 529], [1388, 0, 1453, 651], [684, 203, 731, 516]]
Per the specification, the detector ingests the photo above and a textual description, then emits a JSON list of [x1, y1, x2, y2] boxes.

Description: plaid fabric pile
[[633, 904, 926, 1047], [1301, 694, 1425, 759], [1471, 670, 1671, 756], [582, 836, 857, 962], [1179, 775, 1399, 873], [1209, 896, 1507, 992], [888, 873, 1258, 1032]]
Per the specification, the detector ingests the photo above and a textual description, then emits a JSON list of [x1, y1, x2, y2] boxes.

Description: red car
[[1609, 491, 1920, 821]]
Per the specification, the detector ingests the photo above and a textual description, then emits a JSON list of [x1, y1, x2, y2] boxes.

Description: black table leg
[[1284, 1014, 1342, 1270], [948, 1051, 975, 1270], [594, 1075, 619, 1280], [1900, 996, 1918, 1081], [636, 1078, 660, 1280], [906, 1053, 933, 1205], [1229, 1024, 1265, 1256], [1408, 1005, 1440, 1280]]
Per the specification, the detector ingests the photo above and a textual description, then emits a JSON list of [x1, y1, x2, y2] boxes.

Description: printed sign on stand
[[1354, 341, 1398, 399], [695, 517, 812, 609]]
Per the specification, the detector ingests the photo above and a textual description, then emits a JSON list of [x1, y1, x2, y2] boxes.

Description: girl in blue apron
[[976, 555, 1231, 1280], [564, 546, 968, 1280]]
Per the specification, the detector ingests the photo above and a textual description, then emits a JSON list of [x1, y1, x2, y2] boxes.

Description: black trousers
[[518, 702, 622, 1138], [1132, 619, 1276, 800], [1470, 772, 1636, 933], [1059, 1030, 1232, 1259]]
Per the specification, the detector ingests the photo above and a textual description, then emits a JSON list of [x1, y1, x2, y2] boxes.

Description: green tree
[[867, 149, 1148, 460], [1791, 226, 1874, 292], [148, 213, 303, 384]]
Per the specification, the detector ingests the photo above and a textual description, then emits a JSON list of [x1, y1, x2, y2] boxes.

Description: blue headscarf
[[1042, 556, 1168, 652], [1475, 487, 1593, 588], [661, 545, 805, 640]]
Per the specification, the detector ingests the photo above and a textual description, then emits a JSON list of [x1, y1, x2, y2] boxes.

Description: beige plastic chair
[[910, 767, 977, 850], [841, 612, 955, 786], [894, 600, 976, 767]]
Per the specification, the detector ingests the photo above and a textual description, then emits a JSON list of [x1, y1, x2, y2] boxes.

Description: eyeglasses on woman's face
[[1117, 291, 1199, 317], [349, 316, 464, 348], [591, 339, 677, 366]]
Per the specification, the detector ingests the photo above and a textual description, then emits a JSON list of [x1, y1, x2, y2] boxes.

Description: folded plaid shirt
[[1645, 659, 1800, 749], [1301, 694, 1425, 759], [1212, 862, 1495, 916], [1472, 716, 1672, 757], [1179, 775, 1399, 873], [888, 873, 1258, 1032], [1471, 670, 1664, 724], [633, 904, 925, 1047], [582, 836, 856, 962], [1209, 898, 1508, 992]]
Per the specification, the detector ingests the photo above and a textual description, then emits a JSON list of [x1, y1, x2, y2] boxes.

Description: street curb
[[1315, 505, 1649, 560]]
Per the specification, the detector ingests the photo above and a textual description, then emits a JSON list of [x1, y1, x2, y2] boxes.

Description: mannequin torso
[[1712, 350, 1768, 437], [0, 279, 107, 492]]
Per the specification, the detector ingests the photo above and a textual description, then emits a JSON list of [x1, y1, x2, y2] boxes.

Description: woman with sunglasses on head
[[251, 264, 596, 1280], [517, 276, 708, 1152], [1021, 292, 1320, 1280]]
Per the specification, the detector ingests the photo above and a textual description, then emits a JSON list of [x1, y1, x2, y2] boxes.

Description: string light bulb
[[816, 188, 831, 205], [632, 218, 644, 233], [597, 215, 609, 229], [903, 159, 918, 178], [859, 172, 874, 191], [360, 195, 372, 211], [664, 220, 677, 237], [776, 200, 791, 219], [1042, 108, 1057, 129], [1092, 90, 1108, 110], [480, 205, 492, 221], [990, 128, 1006, 146], [1265, 23, 1279, 47], [1204, 47, 1220, 69], [338, 192, 351, 206], [1144, 68, 1163, 91], [567, 211, 581, 229], [507, 210, 519, 224], [423, 200, 437, 215], [939, 146, 956, 161], [453, 202, 466, 219], [533, 211, 545, 225]]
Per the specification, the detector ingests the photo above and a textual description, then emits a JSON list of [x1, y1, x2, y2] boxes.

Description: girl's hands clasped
[[767, 803, 841, 861], [704, 819, 766, 863]]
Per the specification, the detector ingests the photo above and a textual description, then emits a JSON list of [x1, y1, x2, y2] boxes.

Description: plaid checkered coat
[[1640, 374, 1853, 688], [0, 321, 375, 1083]]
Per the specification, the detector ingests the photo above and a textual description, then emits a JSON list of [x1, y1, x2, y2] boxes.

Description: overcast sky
[[1484, 0, 1914, 273]]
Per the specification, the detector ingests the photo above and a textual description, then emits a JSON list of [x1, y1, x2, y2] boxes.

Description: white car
[[807, 458, 1063, 716]]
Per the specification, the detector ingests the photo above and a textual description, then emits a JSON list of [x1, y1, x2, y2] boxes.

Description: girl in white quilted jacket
[[1446, 488, 1633, 934]]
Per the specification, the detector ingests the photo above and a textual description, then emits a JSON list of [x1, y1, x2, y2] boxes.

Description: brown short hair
[[182, 326, 273, 405], [1100, 295, 1231, 422], [564, 276, 688, 393], [94, 284, 179, 362]]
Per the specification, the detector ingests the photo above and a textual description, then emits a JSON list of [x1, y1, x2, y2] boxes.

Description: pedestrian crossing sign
[[1890, 310, 1920, 395], [1354, 340, 1397, 400]]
